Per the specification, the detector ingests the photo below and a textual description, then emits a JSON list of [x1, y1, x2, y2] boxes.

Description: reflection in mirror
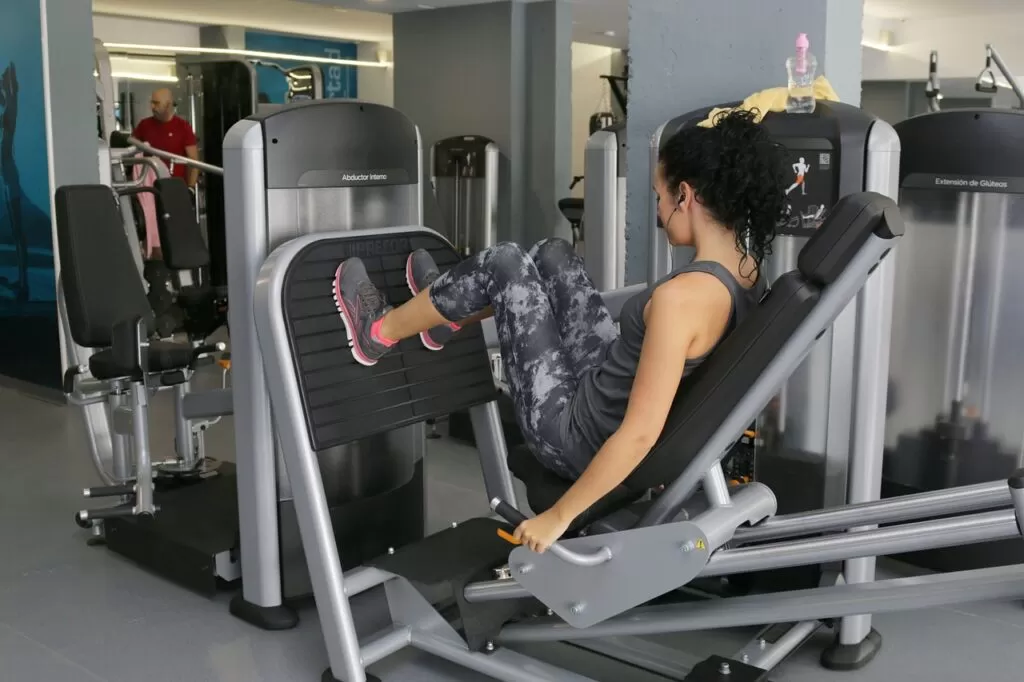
[[286, 65, 323, 102]]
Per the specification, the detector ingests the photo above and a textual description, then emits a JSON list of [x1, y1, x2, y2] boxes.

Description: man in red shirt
[[132, 88, 200, 189]]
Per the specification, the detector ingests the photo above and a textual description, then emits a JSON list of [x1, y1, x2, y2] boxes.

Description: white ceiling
[[93, 0, 395, 43], [93, 0, 1011, 51], [863, 0, 1022, 20]]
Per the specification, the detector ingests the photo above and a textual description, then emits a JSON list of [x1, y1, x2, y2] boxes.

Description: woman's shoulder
[[659, 268, 734, 302], [645, 271, 732, 322]]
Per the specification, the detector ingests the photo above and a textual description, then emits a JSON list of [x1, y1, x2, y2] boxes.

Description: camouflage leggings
[[428, 238, 619, 478]]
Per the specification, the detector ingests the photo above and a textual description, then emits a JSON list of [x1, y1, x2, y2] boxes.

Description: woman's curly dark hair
[[658, 108, 789, 276]]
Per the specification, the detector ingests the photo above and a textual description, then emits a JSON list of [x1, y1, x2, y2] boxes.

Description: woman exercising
[[333, 109, 789, 554]]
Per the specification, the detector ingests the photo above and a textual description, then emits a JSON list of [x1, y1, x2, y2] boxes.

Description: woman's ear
[[676, 181, 692, 207]]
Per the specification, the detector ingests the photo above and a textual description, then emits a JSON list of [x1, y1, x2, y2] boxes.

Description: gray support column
[[394, 1, 572, 245], [394, 2, 525, 242], [17, 0, 98, 391], [523, 0, 573, 244], [624, 0, 863, 283]]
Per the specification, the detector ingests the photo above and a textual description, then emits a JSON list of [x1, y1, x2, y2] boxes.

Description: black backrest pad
[[624, 191, 894, 491], [282, 231, 499, 451], [798, 191, 902, 285], [153, 178, 210, 270], [55, 185, 155, 348]]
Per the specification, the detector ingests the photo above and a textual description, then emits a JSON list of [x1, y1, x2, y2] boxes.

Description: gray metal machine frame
[[254, 221, 1024, 682], [430, 136, 500, 257], [223, 108, 511, 615], [60, 145, 232, 527], [583, 125, 626, 291]]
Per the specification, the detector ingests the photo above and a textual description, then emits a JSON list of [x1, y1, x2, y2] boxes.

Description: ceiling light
[[103, 43, 392, 69], [111, 72, 180, 83], [861, 29, 895, 52], [860, 40, 894, 52], [603, 30, 616, 37]]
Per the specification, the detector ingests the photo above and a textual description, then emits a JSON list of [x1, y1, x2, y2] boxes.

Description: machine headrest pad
[[796, 192, 901, 286]]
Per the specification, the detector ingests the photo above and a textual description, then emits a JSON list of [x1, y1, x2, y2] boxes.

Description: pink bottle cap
[[795, 33, 809, 74]]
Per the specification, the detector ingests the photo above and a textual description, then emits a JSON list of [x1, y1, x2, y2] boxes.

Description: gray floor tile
[[0, 623, 108, 682], [3, 378, 1024, 681], [56, 599, 328, 682]]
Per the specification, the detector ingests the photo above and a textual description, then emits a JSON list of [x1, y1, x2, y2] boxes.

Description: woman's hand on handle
[[513, 508, 572, 554]]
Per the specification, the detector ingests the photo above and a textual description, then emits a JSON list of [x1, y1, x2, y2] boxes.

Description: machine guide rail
[[466, 475, 1024, 606]]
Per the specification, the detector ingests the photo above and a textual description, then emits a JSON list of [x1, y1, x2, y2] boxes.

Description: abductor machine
[[222, 101, 512, 629]]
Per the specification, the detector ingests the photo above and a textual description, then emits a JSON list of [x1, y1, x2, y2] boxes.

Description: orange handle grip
[[497, 528, 521, 545]]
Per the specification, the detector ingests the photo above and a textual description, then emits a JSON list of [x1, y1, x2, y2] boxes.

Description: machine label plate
[[904, 173, 1024, 194]]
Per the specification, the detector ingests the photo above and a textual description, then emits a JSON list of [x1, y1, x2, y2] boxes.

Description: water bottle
[[786, 33, 818, 114]]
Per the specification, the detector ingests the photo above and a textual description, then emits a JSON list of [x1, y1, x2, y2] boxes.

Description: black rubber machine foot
[[229, 594, 299, 631], [820, 628, 882, 671], [323, 668, 381, 682]]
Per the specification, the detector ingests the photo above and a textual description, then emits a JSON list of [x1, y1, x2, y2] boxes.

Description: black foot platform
[[102, 462, 241, 596], [229, 594, 299, 631], [323, 669, 380, 682], [820, 628, 882, 671]]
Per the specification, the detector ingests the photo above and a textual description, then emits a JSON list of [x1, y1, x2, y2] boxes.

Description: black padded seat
[[88, 340, 195, 381], [557, 198, 584, 224], [55, 185, 155, 349], [507, 445, 642, 533], [152, 178, 228, 341], [622, 192, 902, 493], [152, 178, 210, 271]]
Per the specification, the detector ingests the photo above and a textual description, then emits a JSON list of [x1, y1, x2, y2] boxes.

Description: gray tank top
[[563, 261, 765, 460]]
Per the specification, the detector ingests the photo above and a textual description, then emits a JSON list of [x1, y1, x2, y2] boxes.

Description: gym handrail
[[113, 156, 170, 188], [490, 498, 614, 567], [110, 132, 225, 176]]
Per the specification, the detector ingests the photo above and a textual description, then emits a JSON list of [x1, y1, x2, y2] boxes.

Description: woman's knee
[[528, 237, 576, 279], [485, 241, 533, 277]]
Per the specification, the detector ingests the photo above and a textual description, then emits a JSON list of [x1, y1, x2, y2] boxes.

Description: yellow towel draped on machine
[[697, 76, 839, 127]]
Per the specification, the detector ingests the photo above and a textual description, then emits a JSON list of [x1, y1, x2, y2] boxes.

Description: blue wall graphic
[[245, 30, 358, 104], [0, 0, 61, 390]]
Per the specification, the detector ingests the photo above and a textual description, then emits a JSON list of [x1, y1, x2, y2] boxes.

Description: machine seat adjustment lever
[[84, 484, 134, 499]]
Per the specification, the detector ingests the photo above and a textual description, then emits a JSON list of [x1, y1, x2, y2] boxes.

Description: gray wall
[[861, 81, 913, 125], [862, 78, 997, 125], [394, 2, 521, 241], [524, 0, 572, 244], [625, 0, 863, 283], [199, 26, 246, 50]]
